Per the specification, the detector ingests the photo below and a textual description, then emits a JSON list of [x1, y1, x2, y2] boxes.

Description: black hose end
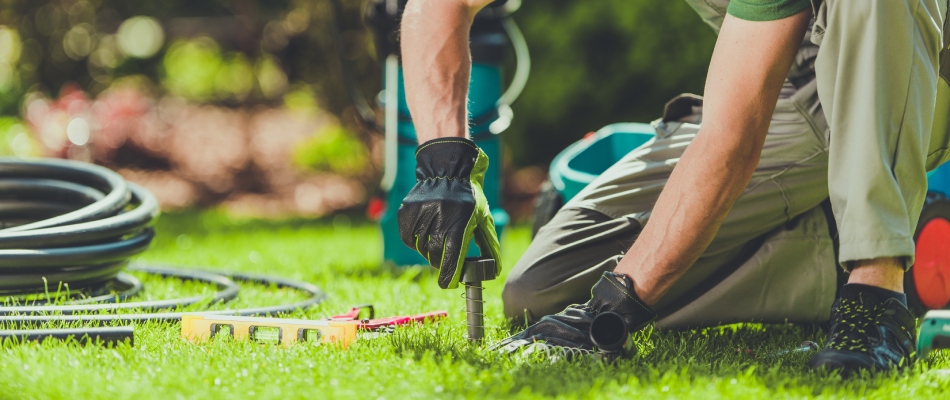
[[590, 311, 629, 354]]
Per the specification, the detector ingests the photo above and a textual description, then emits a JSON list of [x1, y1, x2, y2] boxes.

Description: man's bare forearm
[[614, 12, 812, 306], [401, 0, 493, 143]]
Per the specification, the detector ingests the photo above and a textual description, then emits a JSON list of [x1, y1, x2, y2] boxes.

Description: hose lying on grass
[[0, 158, 325, 345]]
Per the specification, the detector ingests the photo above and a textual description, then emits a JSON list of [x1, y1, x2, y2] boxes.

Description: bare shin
[[847, 258, 905, 293]]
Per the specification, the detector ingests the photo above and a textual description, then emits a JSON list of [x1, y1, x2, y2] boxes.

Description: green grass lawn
[[1, 211, 948, 399]]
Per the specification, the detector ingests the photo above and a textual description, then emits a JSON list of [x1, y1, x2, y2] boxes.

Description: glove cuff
[[591, 271, 657, 332], [414, 137, 481, 180], [416, 136, 478, 152]]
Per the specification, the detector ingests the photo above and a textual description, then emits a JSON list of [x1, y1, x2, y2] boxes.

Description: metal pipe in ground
[[465, 283, 484, 340], [460, 258, 497, 342]]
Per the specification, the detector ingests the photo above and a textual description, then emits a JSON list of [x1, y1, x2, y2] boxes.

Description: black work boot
[[808, 284, 916, 375]]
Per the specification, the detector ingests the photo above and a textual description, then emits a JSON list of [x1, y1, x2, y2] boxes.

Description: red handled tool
[[328, 304, 448, 332]]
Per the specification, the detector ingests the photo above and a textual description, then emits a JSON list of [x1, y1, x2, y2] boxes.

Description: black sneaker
[[808, 293, 916, 375]]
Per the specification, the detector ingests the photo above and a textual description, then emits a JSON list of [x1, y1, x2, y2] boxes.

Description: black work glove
[[492, 271, 657, 358], [398, 138, 501, 289]]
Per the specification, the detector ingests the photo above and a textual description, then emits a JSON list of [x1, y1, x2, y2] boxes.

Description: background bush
[[0, 0, 715, 169], [506, 0, 715, 166]]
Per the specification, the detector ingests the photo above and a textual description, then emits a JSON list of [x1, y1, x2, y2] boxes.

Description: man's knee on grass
[[502, 275, 541, 326]]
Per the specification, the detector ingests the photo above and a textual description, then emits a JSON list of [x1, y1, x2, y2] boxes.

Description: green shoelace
[[827, 298, 886, 352]]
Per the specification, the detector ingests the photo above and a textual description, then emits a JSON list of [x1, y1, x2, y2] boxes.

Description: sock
[[839, 283, 907, 306]]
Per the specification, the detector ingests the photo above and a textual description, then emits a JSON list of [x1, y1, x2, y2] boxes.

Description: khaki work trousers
[[503, 0, 950, 329]]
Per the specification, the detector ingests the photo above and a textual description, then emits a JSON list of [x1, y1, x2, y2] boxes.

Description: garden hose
[[0, 158, 158, 293], [0, 265, 241, 316], [0, 326, 136, 346], [0, 158, 326, 345]]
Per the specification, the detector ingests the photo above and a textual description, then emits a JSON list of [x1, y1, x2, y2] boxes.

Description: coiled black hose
[[0, 158, 158, 293], [0, 158, 326, 344]]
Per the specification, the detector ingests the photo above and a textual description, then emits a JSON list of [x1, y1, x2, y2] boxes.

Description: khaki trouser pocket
[[929, 14, 950, 170], [928, 82, 950, 170]]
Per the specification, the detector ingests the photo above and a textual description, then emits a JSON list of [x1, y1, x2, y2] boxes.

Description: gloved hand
[[398, 137, 501, 289], [492, 271, 657, 359]]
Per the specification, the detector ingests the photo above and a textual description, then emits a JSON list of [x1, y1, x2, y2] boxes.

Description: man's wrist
[[593, 272, 657, 331], [414, 137, 481, 179], [611, 271, 660, 307], [415, 137, 478, 154], [418, 131, 468, 144]]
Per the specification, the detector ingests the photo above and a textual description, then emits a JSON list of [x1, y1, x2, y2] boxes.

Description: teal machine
[[365, 0, 528, 266]]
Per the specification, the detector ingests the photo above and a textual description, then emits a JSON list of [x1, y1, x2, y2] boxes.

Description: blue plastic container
[[551, 121, 950, 206], [380, 64, 509, 267], [928, 163, 950, 196], [549, 123, 656, 202]]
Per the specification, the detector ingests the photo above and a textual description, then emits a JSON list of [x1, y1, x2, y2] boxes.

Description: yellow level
[[181, 314, 358, 348]]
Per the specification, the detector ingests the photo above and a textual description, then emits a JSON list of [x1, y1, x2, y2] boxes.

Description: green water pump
[[918, 310, 950, 360], [365, 0, 528, 266]]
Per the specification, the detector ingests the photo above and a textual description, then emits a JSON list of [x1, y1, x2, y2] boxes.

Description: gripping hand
[[398, 138, 501, 289], [492, 272, 657, 358]]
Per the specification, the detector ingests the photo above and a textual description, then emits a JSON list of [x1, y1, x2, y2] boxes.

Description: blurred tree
[[0, 0, 379, 109], [505, 0, 716, 166], [0, 0, 715, 168]]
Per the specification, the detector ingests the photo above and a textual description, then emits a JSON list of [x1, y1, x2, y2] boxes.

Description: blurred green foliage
[[0, 116, 35, 156], [505, 1, 716, 166], [161, 38, 231, 102], [0, 0, 715, 168], [161, 38, 269, 102], [0, 0, 358, 109], [293, 124, 370, 178]]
